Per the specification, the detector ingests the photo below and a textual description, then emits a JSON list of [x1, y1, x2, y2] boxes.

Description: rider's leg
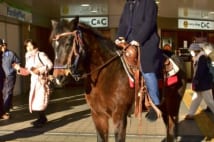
[[142, 72, 160, 105], [142, 72, 161, 121]]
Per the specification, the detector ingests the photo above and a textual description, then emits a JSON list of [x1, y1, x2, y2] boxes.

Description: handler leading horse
[[50, 18, 186, 142]]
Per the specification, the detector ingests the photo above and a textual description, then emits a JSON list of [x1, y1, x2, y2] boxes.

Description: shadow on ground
[[0, 85, 91, 141]]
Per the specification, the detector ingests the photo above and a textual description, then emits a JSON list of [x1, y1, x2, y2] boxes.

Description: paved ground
[[0, 83, 213, 142]]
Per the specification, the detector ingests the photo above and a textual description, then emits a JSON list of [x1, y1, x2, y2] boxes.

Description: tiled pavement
[[0, 84, 213, 142]]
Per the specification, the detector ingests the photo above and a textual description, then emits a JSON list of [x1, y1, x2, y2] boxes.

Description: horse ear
[[73, 16, 79, 24], [69, 16, 79, 29], [51, 20, 58, 29]]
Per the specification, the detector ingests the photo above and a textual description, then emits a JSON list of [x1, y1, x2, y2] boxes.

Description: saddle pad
[[166, 75, 178, 86]]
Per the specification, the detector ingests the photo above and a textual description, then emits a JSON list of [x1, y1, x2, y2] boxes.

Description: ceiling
[[3, 0, 214, 21]]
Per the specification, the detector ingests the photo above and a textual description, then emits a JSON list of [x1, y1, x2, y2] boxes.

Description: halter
[[52, 30, 83, 70], [52, 29, 120, 81]]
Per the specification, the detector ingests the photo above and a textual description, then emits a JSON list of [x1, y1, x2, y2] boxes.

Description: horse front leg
[[112, 113, 127, 142], [91, 112, 109, 142]]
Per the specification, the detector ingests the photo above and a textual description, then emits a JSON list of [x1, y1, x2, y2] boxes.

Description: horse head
[[50, 17, 86, 86], [50, 17, 118, 87]]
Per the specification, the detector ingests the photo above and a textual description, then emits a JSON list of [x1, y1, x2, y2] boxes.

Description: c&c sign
[[178, 19, 214, 30], [63, 17, 108, 28]]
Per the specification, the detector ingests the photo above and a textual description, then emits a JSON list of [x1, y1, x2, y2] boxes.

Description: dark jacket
[[116, 0, 162, 73], [193, 54, 212, 91], [2, 49, 20, 76]]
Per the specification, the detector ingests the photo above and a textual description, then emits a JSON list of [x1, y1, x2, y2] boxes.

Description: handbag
[[38, 52, 54, 95]]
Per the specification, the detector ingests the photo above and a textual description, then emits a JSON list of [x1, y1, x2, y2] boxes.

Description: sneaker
[[1, 113, 10, 120], [184, 114, 194, 120]]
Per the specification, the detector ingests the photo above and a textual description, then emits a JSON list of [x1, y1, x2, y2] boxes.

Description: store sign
[[178, 19, 214, 30], [7, 7, 25, 21], [7, 6, 32, 23], [63, 17, 108, 28], [60, 3, 108, 16]]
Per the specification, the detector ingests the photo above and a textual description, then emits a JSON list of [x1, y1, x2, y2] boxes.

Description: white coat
[[25, 49, 53, 113]]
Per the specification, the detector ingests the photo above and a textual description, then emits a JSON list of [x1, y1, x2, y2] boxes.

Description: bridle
[[52, 30, 83, 70], [52, 29, 121, 81]]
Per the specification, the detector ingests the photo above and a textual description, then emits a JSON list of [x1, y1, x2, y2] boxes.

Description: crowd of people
[[0, 38, 53, 128]]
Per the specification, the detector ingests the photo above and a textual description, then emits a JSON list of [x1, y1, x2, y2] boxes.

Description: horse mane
[[78, 22, 105, 39], [77, 22, 117, 56], [50, 19, 117, 57]]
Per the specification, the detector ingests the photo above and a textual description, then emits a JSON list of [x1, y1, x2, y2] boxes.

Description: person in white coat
[[14, 39, 53, 127]]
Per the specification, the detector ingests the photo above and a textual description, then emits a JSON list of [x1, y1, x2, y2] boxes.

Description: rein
[[79, 53, 121, 80], [52, 30, 122, 81]]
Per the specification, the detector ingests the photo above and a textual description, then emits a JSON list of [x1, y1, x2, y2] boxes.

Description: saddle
[[116, 42, 179, 120]]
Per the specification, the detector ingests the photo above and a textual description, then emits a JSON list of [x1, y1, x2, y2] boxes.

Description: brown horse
[[49, 17, 187, 142]]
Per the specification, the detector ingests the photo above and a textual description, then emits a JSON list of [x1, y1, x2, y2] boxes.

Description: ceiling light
[[156, 0, 160, 4], [81, 4, 90, 7], [90, 10, 97, 13]]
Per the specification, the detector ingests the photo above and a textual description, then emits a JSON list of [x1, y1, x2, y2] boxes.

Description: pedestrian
[[13, 39, 53, 127], [185, 43, 214, 120], [0, 39, 20, 119], [115, 0, 163, 121], [201, 42, 214, 112], [0, 40, 5, 119]]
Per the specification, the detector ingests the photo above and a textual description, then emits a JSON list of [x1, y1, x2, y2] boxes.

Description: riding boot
[[145, 105, 161, 122]]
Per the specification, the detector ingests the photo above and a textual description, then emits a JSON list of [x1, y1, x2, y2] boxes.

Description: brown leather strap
[[133, 69, 140, 117]]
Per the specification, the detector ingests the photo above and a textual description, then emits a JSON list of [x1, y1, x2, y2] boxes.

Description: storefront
[[161, 18, 214, 80]]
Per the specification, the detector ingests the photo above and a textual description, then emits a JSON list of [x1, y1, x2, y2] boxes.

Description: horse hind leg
[[91, 112, 109, 142]]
